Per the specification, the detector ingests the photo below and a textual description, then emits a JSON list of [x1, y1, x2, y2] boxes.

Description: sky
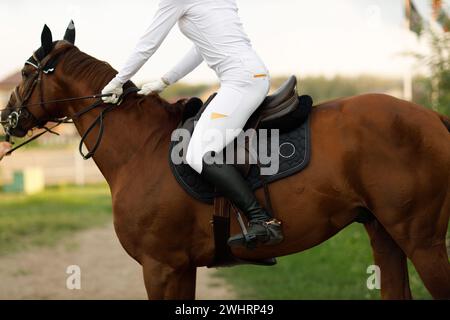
[[0, 0, 448, 84]]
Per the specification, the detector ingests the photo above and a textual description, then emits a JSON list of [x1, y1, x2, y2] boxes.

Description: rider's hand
[[102, 78, 124, 104], [138, 78, 169, 95], [0, 142, 12, 161]]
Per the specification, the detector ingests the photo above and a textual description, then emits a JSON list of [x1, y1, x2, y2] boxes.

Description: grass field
[[0, 184, 111, 256], [216, 223, 440, 300]]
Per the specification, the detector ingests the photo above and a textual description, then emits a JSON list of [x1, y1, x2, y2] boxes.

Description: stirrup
[[228, 218, 283, 250], [228, 233, 258, 250], [233, 211, 258, 249]]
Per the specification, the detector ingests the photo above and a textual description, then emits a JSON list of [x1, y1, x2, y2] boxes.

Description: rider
[[102, 0, 283, 249], [0, 142, 11, 161]]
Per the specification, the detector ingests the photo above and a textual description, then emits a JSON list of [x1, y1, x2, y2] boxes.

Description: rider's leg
[[185, 78, 283, 249]]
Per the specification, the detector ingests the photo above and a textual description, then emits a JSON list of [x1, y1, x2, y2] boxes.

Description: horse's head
[[1, 22, 76, 137]]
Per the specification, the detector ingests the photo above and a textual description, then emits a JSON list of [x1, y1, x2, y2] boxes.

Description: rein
[[74, 86, 139, 160], [19, 93, 115, 108], [3, 83, 138, 159], [5, 121, 69, 155]]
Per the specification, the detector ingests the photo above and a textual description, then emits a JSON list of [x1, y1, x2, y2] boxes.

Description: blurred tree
[[161, 83, 210, 101], [271, 75, 403, 104], [428, 29, 450, 115]]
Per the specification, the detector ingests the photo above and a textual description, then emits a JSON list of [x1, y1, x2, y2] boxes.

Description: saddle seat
[[260, 75, 299, 123]]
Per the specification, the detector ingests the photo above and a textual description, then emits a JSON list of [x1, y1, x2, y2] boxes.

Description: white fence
[[0, 146, 105, 186]]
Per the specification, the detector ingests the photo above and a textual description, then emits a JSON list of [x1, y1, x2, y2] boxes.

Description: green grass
[[216, 224, 437, 300], [0, 184, 112, 255]]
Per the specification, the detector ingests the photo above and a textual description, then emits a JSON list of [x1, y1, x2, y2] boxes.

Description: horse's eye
[[21, 70, 27, 78]]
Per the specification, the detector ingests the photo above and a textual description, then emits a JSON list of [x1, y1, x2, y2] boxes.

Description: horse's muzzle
[[0, 108, 28, 138], [0, 108, 10, 133]]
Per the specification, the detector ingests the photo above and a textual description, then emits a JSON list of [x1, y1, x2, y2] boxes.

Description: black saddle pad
[[169, 115, 312, 204]]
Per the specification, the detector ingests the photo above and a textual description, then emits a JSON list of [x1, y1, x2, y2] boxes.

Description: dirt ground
[[0, 224, 235, 300]]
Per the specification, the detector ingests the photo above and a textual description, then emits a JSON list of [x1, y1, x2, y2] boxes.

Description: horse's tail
[[437, 112, 450, 133]]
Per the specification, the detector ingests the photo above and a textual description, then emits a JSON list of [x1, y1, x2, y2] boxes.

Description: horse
[[1, 24, 449, 300]]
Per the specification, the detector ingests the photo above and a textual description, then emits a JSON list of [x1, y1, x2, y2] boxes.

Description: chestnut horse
[[2, 27, 450, 300]]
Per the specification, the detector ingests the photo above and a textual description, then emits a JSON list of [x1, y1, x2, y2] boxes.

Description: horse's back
[[315, 93, 449, 150]]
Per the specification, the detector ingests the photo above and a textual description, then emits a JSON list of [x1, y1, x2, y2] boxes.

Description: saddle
[[181, 75, 307, 133], [170, 76, 313, 268]]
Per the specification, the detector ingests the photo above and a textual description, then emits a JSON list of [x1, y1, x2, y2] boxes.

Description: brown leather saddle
[[175, 75, 313, 268], [256, 75, 301, 128]]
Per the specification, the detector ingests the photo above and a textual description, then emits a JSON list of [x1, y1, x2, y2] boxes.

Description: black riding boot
[[201, 159, 284, 249]]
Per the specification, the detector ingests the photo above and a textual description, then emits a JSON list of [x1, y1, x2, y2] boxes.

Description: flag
[[433, 0, 450, 32], [432, 0, 443, 19], [406, 0, 424, 36]]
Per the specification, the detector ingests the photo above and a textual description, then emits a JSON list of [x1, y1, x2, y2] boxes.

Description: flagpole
[[403, 0, 413, 101]]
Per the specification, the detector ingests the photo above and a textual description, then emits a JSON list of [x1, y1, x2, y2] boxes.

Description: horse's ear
[[63, 20, 76, 45], [41, 24, 53, 55]]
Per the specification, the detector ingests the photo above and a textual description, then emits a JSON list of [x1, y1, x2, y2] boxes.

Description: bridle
[[2, 47, 73, 134], [1, 45, 138, 160]]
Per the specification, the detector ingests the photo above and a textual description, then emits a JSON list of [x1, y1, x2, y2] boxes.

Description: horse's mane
[[62, 47, 115, 93], [61, 46, 185, 125]]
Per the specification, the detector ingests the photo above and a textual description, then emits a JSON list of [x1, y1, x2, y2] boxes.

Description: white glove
[[102, 78, 124, 104], [138, 78, 169, 95]]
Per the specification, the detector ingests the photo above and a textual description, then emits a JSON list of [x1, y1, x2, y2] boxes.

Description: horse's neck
[[67, 85, 179, 186]]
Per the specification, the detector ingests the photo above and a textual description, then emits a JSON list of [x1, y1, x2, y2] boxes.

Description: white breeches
[[186, 68, 270, 174]]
